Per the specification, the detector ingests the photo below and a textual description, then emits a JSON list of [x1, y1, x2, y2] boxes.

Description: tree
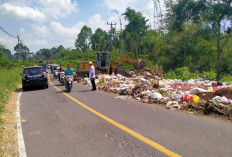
[[90, 28, 110, 51], [166, 0, 232, 81], [38, 48, 52, 60], [122, 8, 148, 58], [14, 43, 30, 61], [75, 26, 92, 52]]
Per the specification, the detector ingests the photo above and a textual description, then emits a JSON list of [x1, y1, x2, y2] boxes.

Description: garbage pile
[[81, 69, 232, 119]]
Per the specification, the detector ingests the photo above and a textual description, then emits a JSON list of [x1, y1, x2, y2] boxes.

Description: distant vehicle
[[50, 64, 60, 74], [21, 66, 48, 91], [47, 64, 52, 69]]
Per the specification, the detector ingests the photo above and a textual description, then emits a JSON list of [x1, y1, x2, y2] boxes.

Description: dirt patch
[[0, 88, 20, 157], [197, 87, 232, 101]]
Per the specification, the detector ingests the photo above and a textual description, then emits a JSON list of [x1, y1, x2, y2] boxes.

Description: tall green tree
[[90, 28, 110, 51], [75, 26, 92, 52], [166, 0, 232, 81], [14, 43, 30, 61], [122, 8, 148, 58], [38, 48, 52, 60]]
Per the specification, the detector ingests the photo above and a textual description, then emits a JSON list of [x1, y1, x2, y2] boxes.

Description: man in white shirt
[[89, 62, 96, 91]]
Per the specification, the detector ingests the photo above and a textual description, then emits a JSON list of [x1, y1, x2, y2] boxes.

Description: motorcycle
[[65, 75, 73, 93], [59, 72, 65, 86], [54, 70, 58, 79]]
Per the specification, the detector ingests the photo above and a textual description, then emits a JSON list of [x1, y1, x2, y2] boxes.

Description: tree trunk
[[216, 24, 222, 83]]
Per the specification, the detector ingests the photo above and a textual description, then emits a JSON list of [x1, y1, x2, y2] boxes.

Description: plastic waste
[[212, 96, 221, 101], [166, 101, 181, 109], [1, 125, 7, 129], [183, 94, 193, 102], [193, 95, 200, 102], [220, 96, 230, 104], [149, 92, 163, 100], [213, 87, 220, 93], [120, 89, 127, 95], [140, 78, 150, 84], [188, 88, 208, 95]]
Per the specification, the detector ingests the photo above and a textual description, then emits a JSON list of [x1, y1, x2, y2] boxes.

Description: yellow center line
[[48, 74, 181, 157]]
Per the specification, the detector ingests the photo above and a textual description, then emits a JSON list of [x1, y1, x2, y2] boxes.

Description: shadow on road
[[78, 90, 92, 92], [54, 84, 64, 86], [22, 86, 47, 92], [56, 90, 67, 93]]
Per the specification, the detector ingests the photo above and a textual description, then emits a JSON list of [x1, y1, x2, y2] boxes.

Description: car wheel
[[46, 84, 48, 88]]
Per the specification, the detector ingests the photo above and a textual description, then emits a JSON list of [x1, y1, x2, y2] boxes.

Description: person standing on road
[[89, 62, 96, 91]]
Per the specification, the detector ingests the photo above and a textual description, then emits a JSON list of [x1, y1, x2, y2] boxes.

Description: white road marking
[[16, 91, 27, 157]]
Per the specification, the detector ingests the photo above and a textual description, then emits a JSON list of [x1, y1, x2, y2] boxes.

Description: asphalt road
[[20, 73, 232, 157]]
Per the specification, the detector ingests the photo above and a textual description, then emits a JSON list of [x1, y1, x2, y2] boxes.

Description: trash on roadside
[[166, 101, 181, 109], [193, 95, 200, 102], [79, 68, 232, 117], [1, 125, 7, 129]]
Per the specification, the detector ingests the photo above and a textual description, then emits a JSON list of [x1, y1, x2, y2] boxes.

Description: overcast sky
[[0, 0, 165, 53]]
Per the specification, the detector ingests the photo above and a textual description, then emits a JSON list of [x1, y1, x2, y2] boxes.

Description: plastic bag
[[193, 95, 200, 102], [182, 94, 193, 102], [150, 92, 163, 100]]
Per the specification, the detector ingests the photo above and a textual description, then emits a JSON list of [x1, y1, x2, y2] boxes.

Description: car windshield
[[24, 67, 44, 75]]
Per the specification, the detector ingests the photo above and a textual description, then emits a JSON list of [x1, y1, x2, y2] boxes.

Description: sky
[[0, 0, 166, 53]]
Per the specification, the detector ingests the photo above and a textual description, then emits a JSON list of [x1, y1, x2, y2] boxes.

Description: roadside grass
[[0, 66, 23, 123]]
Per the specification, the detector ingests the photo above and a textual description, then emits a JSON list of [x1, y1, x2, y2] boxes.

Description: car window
[[24, 67, 44, 75]]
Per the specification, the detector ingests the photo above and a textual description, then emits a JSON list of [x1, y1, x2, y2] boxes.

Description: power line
[[0, 26, 18, 38]]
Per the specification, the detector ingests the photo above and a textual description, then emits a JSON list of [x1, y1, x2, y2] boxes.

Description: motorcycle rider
[[58, 65, 64, 82], [64, 64, 73, 83]]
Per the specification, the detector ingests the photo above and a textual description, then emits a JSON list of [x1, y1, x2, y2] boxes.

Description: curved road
[[20, 73, 232, 157]]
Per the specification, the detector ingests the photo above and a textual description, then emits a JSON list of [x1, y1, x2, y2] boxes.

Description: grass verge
[[0, 66, 23, 156]]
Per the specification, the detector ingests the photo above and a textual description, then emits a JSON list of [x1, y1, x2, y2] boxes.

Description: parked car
[[22, 66, 48, 91]]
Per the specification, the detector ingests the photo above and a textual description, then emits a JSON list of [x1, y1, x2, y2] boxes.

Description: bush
[[221, 75, 232, 83], [203, 69, 217, 81], [0, 66, 23, 113], [165, 66, 200, 80], [165, 71, 177, 79], [119, 63, 136, 71], [57, 60, 79, 70]]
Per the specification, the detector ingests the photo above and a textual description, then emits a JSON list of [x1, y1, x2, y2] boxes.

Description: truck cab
[[95, 52, 110, 73]]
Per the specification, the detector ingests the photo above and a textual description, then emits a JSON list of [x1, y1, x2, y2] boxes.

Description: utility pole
[[107, 22, 116, 53], [17, 34, 22, 63]]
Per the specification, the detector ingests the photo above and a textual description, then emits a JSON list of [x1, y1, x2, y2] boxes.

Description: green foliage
[[75, 26, 92, 52], [203, 70, 217, 81], [165, 66, 200, 81], [57, 60, 79, 70], [122, 7, 148, 58], [90, 28, 110, 51], [164, 71, 177, 80], [144, 60, 155, 68], [119, 63, 135, 71], [0, 66, 23, 113], [221, 75, 232, 83]]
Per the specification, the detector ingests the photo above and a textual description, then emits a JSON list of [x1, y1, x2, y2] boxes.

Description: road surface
[[20, 73, 232, 157]]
